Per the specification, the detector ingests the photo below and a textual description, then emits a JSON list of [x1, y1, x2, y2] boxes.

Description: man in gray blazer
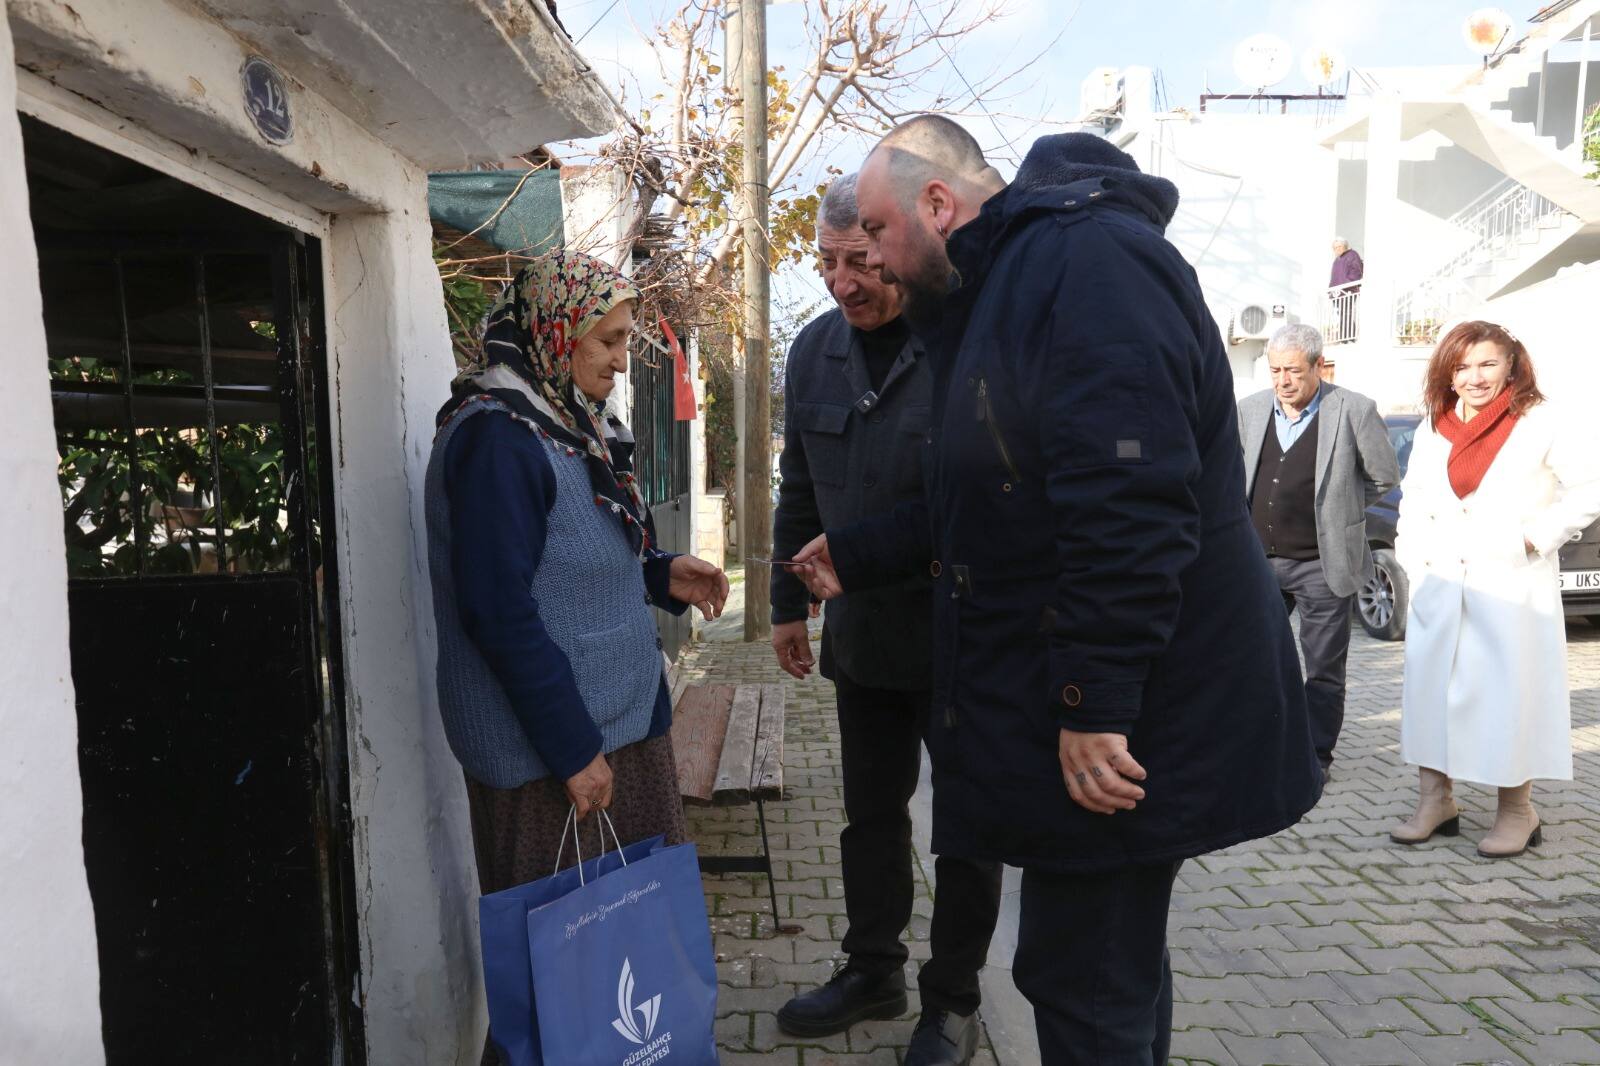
[[770, 174, 1000, 1066], [1239, 324, 1400, 780]]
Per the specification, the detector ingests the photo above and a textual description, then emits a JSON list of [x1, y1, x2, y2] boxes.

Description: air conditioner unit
[[1229, 301, 1295, 344]]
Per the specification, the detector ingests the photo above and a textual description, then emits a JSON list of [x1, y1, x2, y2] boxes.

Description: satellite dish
[[1234, 34, 1294, 89], [1463, 8, 1513, 56], [1301, 45, 1348, 89]]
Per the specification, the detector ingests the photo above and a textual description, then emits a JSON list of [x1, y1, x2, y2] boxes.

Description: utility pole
[[723, 3, 746, 570], [738, 0, 772, 642]]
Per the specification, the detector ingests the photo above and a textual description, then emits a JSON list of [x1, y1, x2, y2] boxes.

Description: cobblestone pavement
[[680, 620, 1600, 1065]]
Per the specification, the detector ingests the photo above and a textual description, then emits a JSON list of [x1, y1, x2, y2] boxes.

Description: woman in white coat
[[1390, 321, 1600, 857]]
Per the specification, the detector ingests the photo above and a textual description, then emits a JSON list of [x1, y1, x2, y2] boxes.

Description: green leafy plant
[[53, 355, 299, 576], [1584, 103, 1600, 182]]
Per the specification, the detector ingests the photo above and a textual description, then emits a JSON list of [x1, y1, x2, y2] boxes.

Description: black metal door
[[42, 230, 361, 1064]]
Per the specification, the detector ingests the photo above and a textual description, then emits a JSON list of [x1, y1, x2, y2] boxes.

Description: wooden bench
[[669, 680, 787, 929]]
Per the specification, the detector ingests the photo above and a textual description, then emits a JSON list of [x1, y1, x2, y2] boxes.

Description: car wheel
[[1357, 548, 1408, 641]]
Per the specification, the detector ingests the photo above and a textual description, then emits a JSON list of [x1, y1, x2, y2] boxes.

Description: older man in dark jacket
[[793, 118, 1321, 1064], [771, 174, 1001, 1066]]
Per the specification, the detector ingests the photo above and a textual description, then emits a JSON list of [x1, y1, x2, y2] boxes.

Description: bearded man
[[791, 117, 1320, 1065]]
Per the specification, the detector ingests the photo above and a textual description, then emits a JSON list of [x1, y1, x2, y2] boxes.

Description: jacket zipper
[[976, 378, 1023, 486]]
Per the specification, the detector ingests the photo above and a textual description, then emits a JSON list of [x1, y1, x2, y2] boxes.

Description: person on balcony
[[1328, 238, 1363, 342], [1238, 324, 1399, 784], [1329, 237, 1363, 290], [1391, 321, 1600, 857]]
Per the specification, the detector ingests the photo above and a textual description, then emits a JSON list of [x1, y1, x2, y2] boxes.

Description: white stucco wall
[[0, 14, 107, 1063], [1121, 112, 1338, 390], [3, 0, 619, 1059], [326, 206, 484, 1066], [1485, 262, 1600, 399]]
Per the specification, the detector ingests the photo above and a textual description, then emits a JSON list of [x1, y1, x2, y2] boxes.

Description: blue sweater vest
[[425, 397, 664, 787]]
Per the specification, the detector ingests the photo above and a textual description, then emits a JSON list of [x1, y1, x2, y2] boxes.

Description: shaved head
[[871, 115, 1003, 208], [854, 116, 1006, 330]]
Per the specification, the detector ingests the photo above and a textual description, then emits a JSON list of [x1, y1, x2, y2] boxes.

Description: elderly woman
[[425, 251, 727, 907], [1391, 321, 1600, 857]]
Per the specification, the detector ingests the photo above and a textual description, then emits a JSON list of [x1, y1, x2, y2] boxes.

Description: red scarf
[[1436, 389, 1518, 499]]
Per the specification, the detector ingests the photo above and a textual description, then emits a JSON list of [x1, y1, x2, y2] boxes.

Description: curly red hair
[[1422, 320, 1544, 426]]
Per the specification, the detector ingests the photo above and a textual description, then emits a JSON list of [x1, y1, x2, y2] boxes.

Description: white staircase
[[1393, 3, 1600, 343], [1394, 177, 1588, 343]]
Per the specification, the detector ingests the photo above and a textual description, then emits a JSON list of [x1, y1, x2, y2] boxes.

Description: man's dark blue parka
[[831, 134, 1322, 873]]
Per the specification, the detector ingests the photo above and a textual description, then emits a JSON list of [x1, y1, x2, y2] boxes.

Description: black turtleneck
[[859, 316, 909, 392]]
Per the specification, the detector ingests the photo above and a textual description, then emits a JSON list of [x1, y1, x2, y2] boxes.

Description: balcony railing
[[1394, 179, 1571, 343], [1323, 282, 1361, 345]]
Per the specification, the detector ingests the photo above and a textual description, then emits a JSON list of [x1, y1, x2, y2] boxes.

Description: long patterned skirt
[[465, 732, 689, 896]]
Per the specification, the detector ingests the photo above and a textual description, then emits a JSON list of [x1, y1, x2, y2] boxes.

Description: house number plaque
[[241, 55, 293, 146]]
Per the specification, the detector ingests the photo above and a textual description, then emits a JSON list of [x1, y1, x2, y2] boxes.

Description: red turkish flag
[[663, 316, 697, 421]]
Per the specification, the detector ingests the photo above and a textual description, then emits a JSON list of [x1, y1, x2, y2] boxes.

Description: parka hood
[[1010, 132, 1179, 230]]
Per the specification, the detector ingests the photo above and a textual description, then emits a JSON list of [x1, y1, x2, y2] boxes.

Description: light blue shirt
[[1273, 382, 1324, 452]]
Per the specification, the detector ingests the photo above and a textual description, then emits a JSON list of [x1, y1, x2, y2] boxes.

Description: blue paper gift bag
[[478, 820, 717, 1066]]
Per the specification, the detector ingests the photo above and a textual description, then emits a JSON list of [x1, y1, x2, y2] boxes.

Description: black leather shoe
[[906, 1009, 979, 1066], [776, 963, 908, 1037]]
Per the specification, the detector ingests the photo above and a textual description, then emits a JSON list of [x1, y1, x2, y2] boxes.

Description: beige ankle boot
[[1390, 767, 1460, 844], [1478, 782, 1541, 858]]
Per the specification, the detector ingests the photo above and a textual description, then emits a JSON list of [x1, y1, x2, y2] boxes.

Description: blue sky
[[557, 0, 1528, 305]]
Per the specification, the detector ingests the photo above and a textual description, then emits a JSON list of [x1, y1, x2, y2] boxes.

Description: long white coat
[[1396, 402, 1600, 786]]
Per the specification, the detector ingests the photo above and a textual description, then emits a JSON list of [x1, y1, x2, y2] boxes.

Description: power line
[[575, 0, 624, 45], [906, 0, 1057, 164]]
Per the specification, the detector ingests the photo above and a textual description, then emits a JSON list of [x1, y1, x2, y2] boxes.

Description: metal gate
[[42, 224, 362, 1063], [630, 336, 692, 657]]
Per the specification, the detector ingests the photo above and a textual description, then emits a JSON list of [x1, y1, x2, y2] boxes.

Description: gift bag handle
[[553, 806, 631, 887]]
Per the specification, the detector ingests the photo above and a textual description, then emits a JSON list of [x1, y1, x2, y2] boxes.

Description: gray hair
[[1332, 236, 1349, 248], [1267, 323, 1325, 363], [818, 173, 859, 233]]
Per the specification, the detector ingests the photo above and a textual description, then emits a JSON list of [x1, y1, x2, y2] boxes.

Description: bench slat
[[751, 683, 784, 799], [712, 684, 762, 804], [670, 683, 735, 803]]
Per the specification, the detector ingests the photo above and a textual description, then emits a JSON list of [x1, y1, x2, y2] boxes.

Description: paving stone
[[1497, 995, 1600, 1033], [1214, 1031, 1328, 1064], [1245, 973, 1349, 1007], [1316, 996, 1432, 1037], [1172, 999, 1253, 1035], [1344, 944, 1443, 973], [1303, 1031, 1428, 1065], [1420, 968, 1535, 1002], [1230, 1001, 1343, 1036], [1329, 968, 1440, 1004], [1167, 1027, 1239, 1065], [1261, 946, 1365, 977], [1506, 1030, 1600, 1064]]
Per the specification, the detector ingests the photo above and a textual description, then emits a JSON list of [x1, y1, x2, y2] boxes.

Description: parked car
[[1357, 414, 1600, 640]]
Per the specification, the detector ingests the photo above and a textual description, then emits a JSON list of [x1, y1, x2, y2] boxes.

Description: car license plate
[[1560, 569, 1600, 591]]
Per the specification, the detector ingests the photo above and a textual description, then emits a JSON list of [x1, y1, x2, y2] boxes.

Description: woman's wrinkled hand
[[669, 554, 730, 620], [564, 751, 614, 820]]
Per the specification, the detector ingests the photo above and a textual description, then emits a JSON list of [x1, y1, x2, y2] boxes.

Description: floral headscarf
[[440, 251, 652, 554]]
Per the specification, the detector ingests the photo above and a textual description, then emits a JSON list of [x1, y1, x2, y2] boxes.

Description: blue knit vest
[[425, 396, 664, 788]]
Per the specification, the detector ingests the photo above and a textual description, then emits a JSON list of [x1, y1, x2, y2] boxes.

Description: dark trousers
[[834, 668, 1004, 1015], [1270, 555, 1354, 768], [1013, 862, 1181, 1066]]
